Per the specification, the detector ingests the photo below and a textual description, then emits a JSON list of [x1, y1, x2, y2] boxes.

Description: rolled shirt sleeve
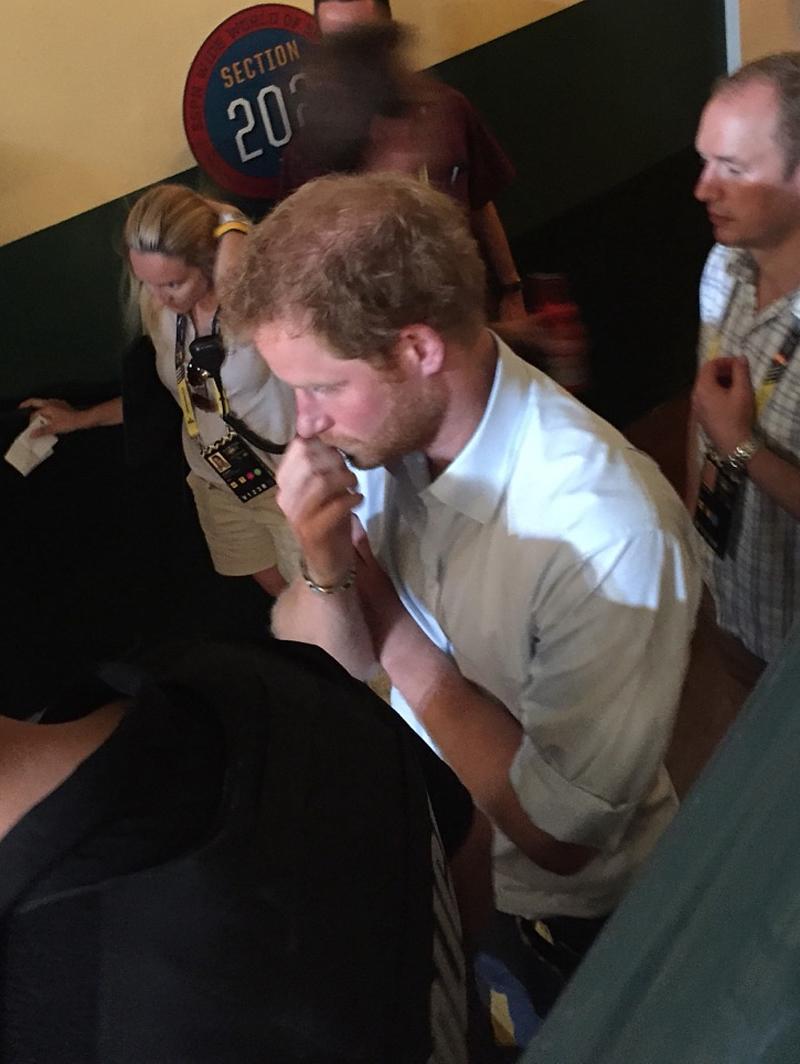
[[510, 528, 699, 852]]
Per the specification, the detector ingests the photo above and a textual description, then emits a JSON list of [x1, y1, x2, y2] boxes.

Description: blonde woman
[[22, 184, 297, 597]]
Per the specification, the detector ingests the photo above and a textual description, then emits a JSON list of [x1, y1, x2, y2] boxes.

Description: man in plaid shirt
[[685, 53, 800, 735]]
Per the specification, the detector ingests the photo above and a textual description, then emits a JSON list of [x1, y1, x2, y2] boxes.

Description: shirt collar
[[725, 247, 757, 285], [410, 334, 530, 524], [725, 246, 800, 318]]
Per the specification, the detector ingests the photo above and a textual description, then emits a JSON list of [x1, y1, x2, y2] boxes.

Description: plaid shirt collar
[[722, 246, 800, 325], [725, 247, 757, 285]]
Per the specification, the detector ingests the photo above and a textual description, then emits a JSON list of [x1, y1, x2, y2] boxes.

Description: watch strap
[[723, 436, 761, 474]]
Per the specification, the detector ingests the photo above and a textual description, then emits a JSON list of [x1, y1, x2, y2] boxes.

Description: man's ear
[[393, 324, 446, 378]]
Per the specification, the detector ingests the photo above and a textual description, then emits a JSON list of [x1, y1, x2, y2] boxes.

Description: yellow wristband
[[212, 219, 250, 239]]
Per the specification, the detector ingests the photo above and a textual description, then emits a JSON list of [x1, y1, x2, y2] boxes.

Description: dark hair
[[713, 52, 800, 176], [314, 0, 392, 16]]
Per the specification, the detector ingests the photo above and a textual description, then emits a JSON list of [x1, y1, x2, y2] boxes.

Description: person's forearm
[[381, 617, 594, 874], [449, 810, 494, 945], [471, 202, 525, 320], [271, 577, 378, 681], [79, 397, 124, 429], [694, 407, 800, 520], [470, 201, 518, 287], [492, 318, 547, 360], [21, 395, 123, 436], [746, 445, 800, 521]]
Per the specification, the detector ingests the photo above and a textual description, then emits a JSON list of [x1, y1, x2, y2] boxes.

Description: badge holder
[[203, 431, 276, 502], [174, 313, 283, 502], [694, 454, 741, 558]]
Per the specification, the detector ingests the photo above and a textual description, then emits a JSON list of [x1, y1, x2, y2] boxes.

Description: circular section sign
[[184, 5, 318, 198]]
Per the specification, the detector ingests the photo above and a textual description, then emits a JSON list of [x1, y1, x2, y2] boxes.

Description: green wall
[[436, 0, 726, 236], [2, 169, 195, 402], [1, 0, 726, 401]]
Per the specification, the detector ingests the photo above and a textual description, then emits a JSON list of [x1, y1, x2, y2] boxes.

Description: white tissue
[[5, 414, 59, 475]]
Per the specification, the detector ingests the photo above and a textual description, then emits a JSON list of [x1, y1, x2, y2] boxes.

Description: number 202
[[227, 74, 306, 163]]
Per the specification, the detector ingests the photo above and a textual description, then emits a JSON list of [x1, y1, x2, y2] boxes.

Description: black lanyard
[[762, 313, 800, 387], [174, 310, 221, 378], [174, 312, 286, 455]]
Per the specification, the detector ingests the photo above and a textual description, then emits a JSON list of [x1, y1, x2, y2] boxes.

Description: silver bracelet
[[300, 557, 356, 595]]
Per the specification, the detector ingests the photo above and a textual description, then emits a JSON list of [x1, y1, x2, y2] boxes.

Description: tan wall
[[1, 1, 583, 246], [407, 0, 580, 68], [739, 0, 800, 61]]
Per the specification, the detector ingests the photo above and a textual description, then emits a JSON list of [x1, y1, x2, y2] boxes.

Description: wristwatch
[[723, 436, 761, 475]]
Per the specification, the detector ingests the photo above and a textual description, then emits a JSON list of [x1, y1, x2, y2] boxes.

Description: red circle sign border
[[183, 4, 318, 199]]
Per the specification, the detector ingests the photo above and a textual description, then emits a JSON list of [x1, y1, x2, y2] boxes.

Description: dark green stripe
[[433, 0, 726, 236]]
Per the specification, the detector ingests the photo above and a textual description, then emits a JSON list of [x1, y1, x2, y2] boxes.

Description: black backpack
[[0, 640, 461, 1063]]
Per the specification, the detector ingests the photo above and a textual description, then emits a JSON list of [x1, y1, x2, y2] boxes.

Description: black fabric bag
[[0, 640, 454, 1063], [121, 333, 181, 468]]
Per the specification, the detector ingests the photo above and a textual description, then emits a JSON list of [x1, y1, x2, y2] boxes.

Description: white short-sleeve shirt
[[354, 337, 700, 919]]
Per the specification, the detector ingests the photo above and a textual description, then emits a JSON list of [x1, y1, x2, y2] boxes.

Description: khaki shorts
[[187, 471, 299, 580]]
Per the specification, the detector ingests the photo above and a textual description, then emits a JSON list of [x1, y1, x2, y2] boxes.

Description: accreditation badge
[[203, 433, 276, 502], [694, 455, 741, 558]]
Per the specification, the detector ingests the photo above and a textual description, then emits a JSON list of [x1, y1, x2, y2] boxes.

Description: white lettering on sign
[[228, 80, 309, 163], [227, 98, 263, 163]]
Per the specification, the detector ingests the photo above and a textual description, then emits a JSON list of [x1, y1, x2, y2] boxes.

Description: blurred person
[[285, 7, 526, 322], [315, 0, 390, 35]]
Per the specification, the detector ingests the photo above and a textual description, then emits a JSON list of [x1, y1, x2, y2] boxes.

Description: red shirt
[[280, 77, 515, 212]]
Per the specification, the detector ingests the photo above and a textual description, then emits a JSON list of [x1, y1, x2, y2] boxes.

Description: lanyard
[[755, 314, 800, 417], [175, 309, 223, 376], [173, 311, 287, 456], [174, 311, 224, 439]]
